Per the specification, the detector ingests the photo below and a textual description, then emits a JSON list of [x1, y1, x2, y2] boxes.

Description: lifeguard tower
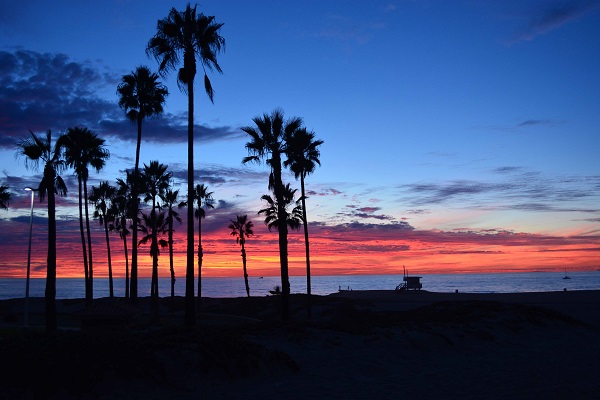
[[395, 266, 422, 291]]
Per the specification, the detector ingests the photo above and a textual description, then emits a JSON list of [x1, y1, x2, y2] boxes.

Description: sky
[[0, 0, 598, 281]]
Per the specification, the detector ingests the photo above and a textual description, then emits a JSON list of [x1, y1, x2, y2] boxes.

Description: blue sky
[[0, 0, 598, 277]]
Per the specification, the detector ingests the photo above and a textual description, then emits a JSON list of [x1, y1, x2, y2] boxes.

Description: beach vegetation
[[16, 129, 68, 331], [89, 181, 117, 298], [147, 3, 225, 328], [229, 214, 254, 297], [242, 108, 303, 320], [0, 184, 11, 210], [117, 65, 168, 303], [59, 127, 109, 305], [160, 188, 184, 298]]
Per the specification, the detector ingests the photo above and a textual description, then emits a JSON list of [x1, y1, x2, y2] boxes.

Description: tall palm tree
[[284, 127, 323, 318], [0, 184, 11, 210], [138, 208, 168, 320], [114, 172, 138, 299], [160, 188, 184, 298], [17, 130, 67, 331], [117, 65, 168, 303], [147, 4, 225, 327], [90, 181, 117, 298], [140, 161, 171, 299], [242, 109, 303, 320], [229, 215, 254, 297], [193, 184, 214, 304], [59, 127, 109, 305], [258, 184, 303, 233]]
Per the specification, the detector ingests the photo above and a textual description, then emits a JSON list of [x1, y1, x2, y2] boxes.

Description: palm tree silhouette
[[229, 215, 254, 297], [114, 171, 139, 299], [117, 65, 168, 303], [284, 127, 323, 318], [59, 127, 109, 305], [90, 181, 117, 298], [0, 184, 10, 210], [258, 184, 303, 232], [243, 109, 302, 320], [17, 130, 67, 331], [147, 4, 225, 326], [160, 188, 184, 298], [140, 161, 171, 301], [138, 208, 168, 320], [193, 184, 214, 304]]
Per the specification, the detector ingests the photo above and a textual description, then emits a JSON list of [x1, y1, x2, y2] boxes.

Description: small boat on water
[[563, 267, 571, 280]]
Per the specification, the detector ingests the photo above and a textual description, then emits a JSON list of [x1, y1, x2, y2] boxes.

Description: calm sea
[[1, 272, 599, 300]]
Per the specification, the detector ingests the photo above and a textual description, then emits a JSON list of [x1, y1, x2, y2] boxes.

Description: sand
[[1, 290, 599, 399]]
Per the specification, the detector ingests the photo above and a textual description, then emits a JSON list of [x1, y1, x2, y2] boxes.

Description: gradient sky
[[0, 0, 599, 280]]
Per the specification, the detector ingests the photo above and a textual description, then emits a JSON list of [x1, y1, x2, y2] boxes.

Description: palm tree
[[242, 109, 303, 320], [193, 184, 214, 304], [17, 130, 67, 331], [59, 127, 109, 305], [258, 184, 304, 233], [117, 65, 168, 303], [160, 188, 184, 298], [284, 127, 323, 318], [114, 172, 138, 299], [0, 184, 11, 210], [138, 208, 168, 320], [90, 181, 117, 298], [140, 161, 171, 300], [147, 4, 225, 327], [229, 215, 254, 297]]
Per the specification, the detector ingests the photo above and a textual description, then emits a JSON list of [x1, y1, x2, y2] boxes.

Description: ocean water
[[1, 271, 599, 300]]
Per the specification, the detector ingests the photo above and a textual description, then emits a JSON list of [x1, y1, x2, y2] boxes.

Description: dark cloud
[[0, 49, 243, 149], [307, 188, 343, 197], [510, 1, 600, 44]]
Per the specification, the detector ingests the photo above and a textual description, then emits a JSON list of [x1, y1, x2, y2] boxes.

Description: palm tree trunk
[[300, 174, 312, 319], [242, 244, 250, 297], [46, 174, 57, 332], [131, 117, 142, 303], [83, 177, 94, 301], [185, 78, 196, 327], [104, 218, 114, 298], [123, 229, 129, 299], [78, 177, 90, 305], [151, 229, 159, 321], [197, 218, 202, 306], [169, 217, 175, 298], [273, 161, 290, 320]]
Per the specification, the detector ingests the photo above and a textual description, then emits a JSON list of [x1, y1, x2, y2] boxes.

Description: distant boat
[[563, 267, 571, 280]]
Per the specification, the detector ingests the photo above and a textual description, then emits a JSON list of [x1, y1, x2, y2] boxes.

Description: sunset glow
[[0, 1, 598, 283]]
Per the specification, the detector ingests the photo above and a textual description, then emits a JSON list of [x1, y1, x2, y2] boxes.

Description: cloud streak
[[510, 1, 600, 44]]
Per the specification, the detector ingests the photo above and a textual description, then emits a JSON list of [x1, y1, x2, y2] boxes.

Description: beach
[[1, 290, 599, 399]]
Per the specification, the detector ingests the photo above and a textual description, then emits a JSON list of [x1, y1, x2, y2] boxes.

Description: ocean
[[1, 271, 599, 300]]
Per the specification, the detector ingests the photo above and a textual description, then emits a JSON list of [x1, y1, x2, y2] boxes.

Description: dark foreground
[[1, 290, 599, 399]]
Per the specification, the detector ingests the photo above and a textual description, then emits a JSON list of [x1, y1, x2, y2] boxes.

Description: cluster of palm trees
[[10, 3, 323, 330]]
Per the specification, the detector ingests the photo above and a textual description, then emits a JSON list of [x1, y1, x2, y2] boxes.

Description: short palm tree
[[160, 188, 184, 298], [58, 126, 109, 305], [117, 65, 168, 303], [0, 184, 11, 210], [284, 127, 323, 317], [229, 215, 254, 297], [17, 130, 67, 331], [147, 4, 225, 327], [193, 184, 214, 304], [258, 184, 303, 233], [114, 171, 139, 298], [90, 181, 117, 298], [138, 208, 168, 320], [242, 109, 303, 320], [140, 161, 171, 298]]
